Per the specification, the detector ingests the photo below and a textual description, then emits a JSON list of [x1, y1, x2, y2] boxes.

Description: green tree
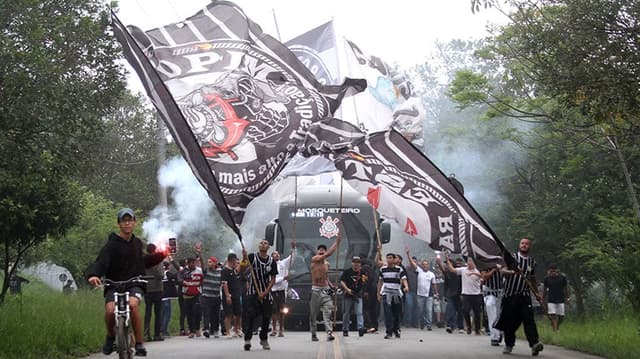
[[0, 0, 125, 302], [32, 191, 139, 288], [78, 93, 161, 213], [455, 0, 640, 312], [456, 0, 640, 221]]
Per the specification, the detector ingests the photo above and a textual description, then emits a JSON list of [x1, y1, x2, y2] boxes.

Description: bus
[[264, 184, 390, 331]]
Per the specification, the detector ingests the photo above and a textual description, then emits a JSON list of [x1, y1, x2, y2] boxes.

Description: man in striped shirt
[[378, 253, 409, 339], [197, 250, 222, 339], [496, 238, 544, 356], [482, 266, 504, 346], [239, 239, 277, 351]]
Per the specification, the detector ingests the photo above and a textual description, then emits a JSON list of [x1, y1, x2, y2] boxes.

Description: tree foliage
[[78, 92, 161, 213], [0, 0, 125, 303], [454, 0, 640, 312]]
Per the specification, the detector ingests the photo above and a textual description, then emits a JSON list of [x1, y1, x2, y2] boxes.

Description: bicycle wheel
[[115, 316, 132, 359]]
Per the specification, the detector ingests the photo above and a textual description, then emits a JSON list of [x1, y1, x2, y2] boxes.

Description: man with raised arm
[[309, 233, 342, 342], [270, 240, 296, 337], [239, 239, 278, 351]]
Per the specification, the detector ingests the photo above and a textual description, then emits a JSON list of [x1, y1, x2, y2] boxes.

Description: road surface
[[83, 327, 602, 359]]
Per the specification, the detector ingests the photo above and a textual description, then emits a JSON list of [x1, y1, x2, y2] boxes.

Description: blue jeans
[[342, 296, 364, 331], [402, 292, 417, 327], [416, 295, 434, 328], [160, 299, 172, 335], [446, 295, 463, 330]]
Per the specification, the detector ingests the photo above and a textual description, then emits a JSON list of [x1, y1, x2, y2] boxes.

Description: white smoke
[[143, 156, 215, 245], [142, 156, 280, 257]]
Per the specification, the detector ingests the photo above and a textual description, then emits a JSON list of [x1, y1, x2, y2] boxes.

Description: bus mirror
[[264, 221, 280, 245], [379, 221, 391, 244]]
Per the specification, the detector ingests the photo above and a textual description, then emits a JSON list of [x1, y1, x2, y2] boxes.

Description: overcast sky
[[116, 0, 506, 69]]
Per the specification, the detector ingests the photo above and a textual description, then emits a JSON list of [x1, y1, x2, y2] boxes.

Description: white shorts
[[547, 302, 565, 316]]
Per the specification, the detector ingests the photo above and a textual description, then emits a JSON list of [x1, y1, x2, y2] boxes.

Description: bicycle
[[103, 276, 153, 359]]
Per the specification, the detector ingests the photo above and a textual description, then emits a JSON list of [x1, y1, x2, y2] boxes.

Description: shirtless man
[[309, 234, 342, 342]]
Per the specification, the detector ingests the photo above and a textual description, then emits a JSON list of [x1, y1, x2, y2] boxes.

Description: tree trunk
[[610, 136, 640, 222], [568, 273, 585, 315]]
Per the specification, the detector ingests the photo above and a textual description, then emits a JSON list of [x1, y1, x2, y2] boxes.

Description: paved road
[[83, 328, 603, 359]]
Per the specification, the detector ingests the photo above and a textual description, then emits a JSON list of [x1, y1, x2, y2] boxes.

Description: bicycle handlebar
[[103, 275, 154, 289]]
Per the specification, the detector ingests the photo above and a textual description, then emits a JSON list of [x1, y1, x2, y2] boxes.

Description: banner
[[111, 1, 364, 233], [302, 119, 507, 269]]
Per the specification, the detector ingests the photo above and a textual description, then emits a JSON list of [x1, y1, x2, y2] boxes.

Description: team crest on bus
[[319, 216, 340, 238]]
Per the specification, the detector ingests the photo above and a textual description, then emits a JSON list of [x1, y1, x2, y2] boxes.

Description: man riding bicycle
[[87, 208, 167, 356]]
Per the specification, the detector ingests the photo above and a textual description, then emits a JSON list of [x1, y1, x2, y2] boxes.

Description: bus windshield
[[277, 207, 377, 283]]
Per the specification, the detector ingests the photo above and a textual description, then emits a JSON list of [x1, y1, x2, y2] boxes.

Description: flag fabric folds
[[111, 1, 364, 233], [301, 119, 507, 269]]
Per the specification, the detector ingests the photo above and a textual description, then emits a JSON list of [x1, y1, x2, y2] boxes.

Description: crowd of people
[[87, 208, 570, 357]]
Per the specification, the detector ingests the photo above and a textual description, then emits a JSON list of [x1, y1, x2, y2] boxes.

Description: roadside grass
[[0, 278, 183, 359], [520, 312, 640, 359]]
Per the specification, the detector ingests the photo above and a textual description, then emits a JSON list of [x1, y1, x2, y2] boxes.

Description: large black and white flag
[[111, 1, 364, 235], [302, 119, 508, 269]]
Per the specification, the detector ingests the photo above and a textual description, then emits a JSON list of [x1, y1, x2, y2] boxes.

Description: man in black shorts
[[221, 252, 242, 338], [87, 208, 166, 356]]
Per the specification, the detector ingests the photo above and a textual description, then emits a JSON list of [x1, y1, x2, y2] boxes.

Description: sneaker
[[134, 343, 147, 357], [327, 332, 335, 341], [458, 329, 466, 334], [203, 330, 210, 338], [491, 340, 501, 346], [153, 335, 164, 341], [531, 342, 544, 356], [367, 328, 377, 333], [101, 336, 115, 355], [343, 331, 349, 337], [503, 346, 513, 354], [213, 331, 220, 338], [384, 334, 392, 339], [270, 331, 277, 337], [446, 327, 452, 334], [358, 328, 365, 337], [427, 326, 432, 331], [311, 335, 319, 342], [244, 341, 251, 351], [260, 339, 271, 350], [394, 330, 400, 338]]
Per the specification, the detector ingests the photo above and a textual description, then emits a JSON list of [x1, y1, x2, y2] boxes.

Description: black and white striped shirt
[[246, 253, 278, 299], [503, 252, 536, 297], [484, 270, 504, 291], [379, 265, 407, 294]]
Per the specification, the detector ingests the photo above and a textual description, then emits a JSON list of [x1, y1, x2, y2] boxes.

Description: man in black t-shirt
[[221, 253, 242, 338], [239, 239, 277, 351], [340, 256, 366, 337], [543, 263, 569, 331]]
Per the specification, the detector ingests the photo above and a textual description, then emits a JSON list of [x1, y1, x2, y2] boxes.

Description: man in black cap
[[87, 208, 167, 357], [340, 256, 366, 337]]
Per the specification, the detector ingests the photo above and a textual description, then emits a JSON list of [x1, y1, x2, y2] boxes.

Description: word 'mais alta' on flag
[[302, 119, 507, 269], [111, 1, 365, 230]]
